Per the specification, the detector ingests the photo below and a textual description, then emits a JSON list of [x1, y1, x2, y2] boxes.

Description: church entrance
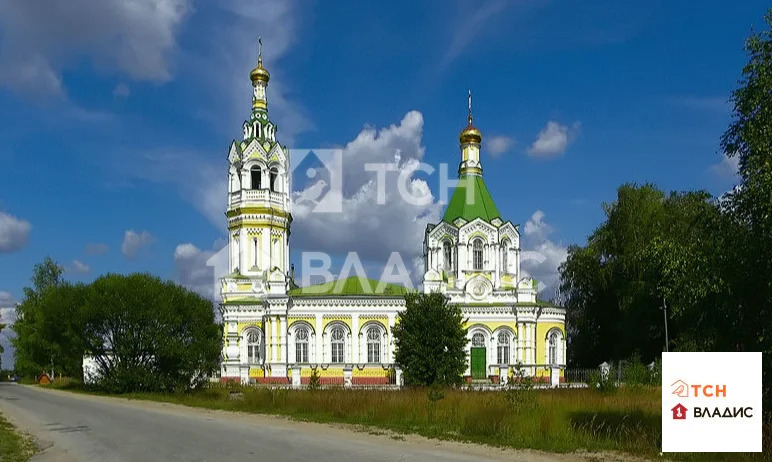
[[470, 347, 486, 379]]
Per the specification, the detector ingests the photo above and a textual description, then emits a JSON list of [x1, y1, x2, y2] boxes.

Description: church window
[[366, 327, 381, 363], [497, 332, 510, 365], [246, 330, 260, 363], [501, 239, 509, 273], [472, 239, 484, 270], [549, 332, 559, 365], [331, 327, 345, 363], [270, 167, 279, 192], [295, 327, 309, 363], [471, 332, 485, 347], [251, 166, 261, 189], [443, 241, 453, 271]]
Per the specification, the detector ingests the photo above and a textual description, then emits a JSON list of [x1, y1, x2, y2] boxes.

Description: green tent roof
[[442, 174, 501, 223], [288, 276, 413, 297]]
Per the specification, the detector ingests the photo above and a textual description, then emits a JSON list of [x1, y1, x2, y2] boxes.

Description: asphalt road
[[0, 383, 597, 462]]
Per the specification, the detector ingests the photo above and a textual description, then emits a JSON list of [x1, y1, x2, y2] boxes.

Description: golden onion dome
[[459, 121, 482, 144], [250, 59, 270, 84]]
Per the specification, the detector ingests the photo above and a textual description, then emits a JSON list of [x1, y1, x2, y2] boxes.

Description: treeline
[[560, 12, 772, 409], [12, 258, 221, 392]]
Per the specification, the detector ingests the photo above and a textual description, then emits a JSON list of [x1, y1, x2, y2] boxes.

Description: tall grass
[[52, 380, 769, 461]]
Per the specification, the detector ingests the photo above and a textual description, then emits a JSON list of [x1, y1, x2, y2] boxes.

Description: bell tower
[[222, 38, 292, 298]]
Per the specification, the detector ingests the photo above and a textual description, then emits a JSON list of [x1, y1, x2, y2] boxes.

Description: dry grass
[[106, 385, 768, 461], [51, 380, 769, 461]]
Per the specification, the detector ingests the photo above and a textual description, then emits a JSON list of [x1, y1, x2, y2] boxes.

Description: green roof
[[288, 276, 414, 297], [442, 174, 501, 224]]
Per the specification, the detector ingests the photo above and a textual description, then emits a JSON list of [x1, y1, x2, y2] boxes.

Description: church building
[[219, 46, 566, 385]]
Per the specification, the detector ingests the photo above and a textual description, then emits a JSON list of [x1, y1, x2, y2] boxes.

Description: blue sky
[[0, 0, 765, 361]]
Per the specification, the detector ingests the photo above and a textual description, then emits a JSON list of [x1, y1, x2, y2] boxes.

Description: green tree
[[720, 9, 772, 413], [12, 257, 65, 377], [81, 273, 222, 393], [393, 293, 468, 386]]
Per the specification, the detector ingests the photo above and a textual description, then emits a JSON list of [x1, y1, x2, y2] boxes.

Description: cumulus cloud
[[520, 210, 568, 296], [121, 230, 155, 259], [528, 121, 580, 158], [85, 242, 109, 255], [485, 135, 514, 157], [0, 212, 31, 253], [173, 243, 219, 301], [291, 111, 443, 283], [710, 154, 740, 180], [71, 260, 91, 274], [0, 0, 189, 97], [0, 291, 15, 307]]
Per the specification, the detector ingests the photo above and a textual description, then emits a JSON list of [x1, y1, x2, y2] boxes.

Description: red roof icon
[[671, 403, 688, 420]]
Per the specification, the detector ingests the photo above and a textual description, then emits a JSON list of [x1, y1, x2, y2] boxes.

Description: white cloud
[[71, 260, 91, 274], [711, 155, 740, 179], [173, 243, 218, 301], [292, 111, 443, 280], [0, 291, 15, 307], [520, 210, 567, 297], [485, 135, 514, 157], [121, 230, 155, 259], [113, 83, 131, 98], [0, 0, 189, 96], [528, 121, 579, 158], [85, 242, 109, 255], [0, 212, 31, 253]]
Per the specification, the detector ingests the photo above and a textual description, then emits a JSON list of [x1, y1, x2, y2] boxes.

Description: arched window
[[549, 332, 559, 365], [472, 239, 484, 270], [366, 327, 381, 363], [501, 239, 509, 273], [497, 332, 510, 365], [295, 327, 309, 363], [330, 326, 345, 363], [471, 332, 485, 347], [443, 241, 453, 271], [251, 166, 261, 190], [246, 330, 260, 363], [269, 167, 279, 192]]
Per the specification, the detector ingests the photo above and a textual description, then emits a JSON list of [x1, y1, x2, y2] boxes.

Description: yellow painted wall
[[535, 322, 564, 365], [249, 367, 265, 378], [352, 368, 390, 378], [463, 320, 518, 334]]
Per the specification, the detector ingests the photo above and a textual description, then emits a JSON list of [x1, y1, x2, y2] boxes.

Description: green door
[[470, 347, 487, 379]]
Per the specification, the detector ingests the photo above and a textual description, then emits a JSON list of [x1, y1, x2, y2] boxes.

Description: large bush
[[81, 273, 222, 393]]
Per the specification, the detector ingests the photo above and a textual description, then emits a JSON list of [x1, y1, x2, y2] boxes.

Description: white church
[[218, 46, 566, 386]]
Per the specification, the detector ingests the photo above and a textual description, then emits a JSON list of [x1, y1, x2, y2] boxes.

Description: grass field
[[0, 412, 36, 462], [47, 381, 767, 462]]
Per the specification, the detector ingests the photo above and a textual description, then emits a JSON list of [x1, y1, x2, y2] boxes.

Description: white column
[[239, 228, 247, 272], [351, 314, 360, 364], [494, 243, 500, 287], [525, 323, 532, 365], [517, 322, 523, 363], [271, 316, 278, 362], [315, 314, 323, 363], [280, 316, 287, 363]]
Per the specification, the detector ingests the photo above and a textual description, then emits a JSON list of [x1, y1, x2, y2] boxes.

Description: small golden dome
[[459, 122, 482, 144], [250, 59, 270, 84]]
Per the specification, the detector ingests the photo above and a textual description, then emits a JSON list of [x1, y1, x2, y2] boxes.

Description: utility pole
[[662, 296, 669, 352]]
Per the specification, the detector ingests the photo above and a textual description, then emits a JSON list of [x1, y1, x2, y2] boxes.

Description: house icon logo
[[671, 403, 688, 420], [671, 379, 689, 397]]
